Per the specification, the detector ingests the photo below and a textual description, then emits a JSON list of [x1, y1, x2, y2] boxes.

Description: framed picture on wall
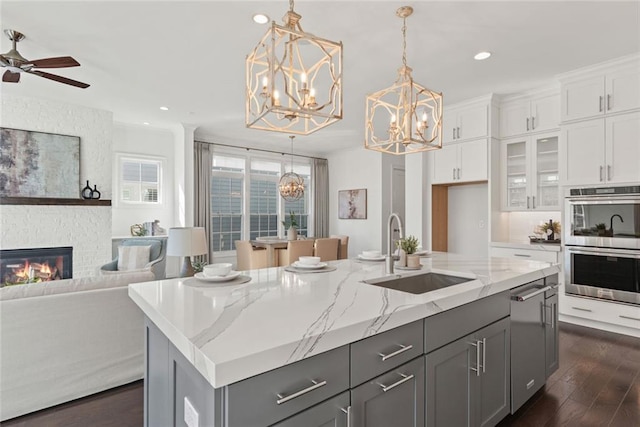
[[338, 189, 367, 219], [0, 127, 80, 199]]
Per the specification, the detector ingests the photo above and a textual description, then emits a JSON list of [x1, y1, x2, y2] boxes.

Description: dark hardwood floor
[[2, 322, 638, 427]]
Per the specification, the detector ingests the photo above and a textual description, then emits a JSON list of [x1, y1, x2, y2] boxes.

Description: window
[[211, 156, 244, 252], [210, 150, 313, 253], [119, 157, 162, 203]]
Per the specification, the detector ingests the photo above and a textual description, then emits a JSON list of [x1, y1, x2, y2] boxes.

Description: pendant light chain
[[289, 135, 295, 172], [402, 16, 408, 68], [289, 0, 294, 12]]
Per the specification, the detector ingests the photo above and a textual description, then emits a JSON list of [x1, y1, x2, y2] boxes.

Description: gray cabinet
[[272, 392, 350, 427], [351, 357, 425, 427], [425, 317, 510, 427]]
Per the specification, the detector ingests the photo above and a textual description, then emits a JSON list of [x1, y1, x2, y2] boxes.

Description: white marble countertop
[[491, 240, 562, 252], [128, 252, 560, 389]]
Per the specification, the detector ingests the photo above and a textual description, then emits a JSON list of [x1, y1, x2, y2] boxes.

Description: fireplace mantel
[[0, 197, 111, 206]]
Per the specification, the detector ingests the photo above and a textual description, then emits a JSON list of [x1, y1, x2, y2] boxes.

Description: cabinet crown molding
[[498, 86, 560, 105], [556, 53, 640, 82], [445, 93, 498, 111]]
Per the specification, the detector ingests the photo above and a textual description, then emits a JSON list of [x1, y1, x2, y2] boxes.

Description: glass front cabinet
[[502, 133, 560, 211]]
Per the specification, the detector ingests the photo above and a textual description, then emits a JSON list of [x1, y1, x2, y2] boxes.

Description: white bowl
[[362, 250, 381, 258], [298, 256, 321, 266], [203, 263, 232, 277]]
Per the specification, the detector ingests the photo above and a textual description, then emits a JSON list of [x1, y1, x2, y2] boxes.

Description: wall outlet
[[478, 220, 486, 229], [184, 396, 199, 427]]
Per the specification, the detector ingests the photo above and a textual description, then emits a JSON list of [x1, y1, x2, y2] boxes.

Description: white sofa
[[0, 270, 155, 421]]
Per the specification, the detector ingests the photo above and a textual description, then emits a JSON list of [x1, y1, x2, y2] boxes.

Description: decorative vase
[[407, 254, 421, 268], [287, 227, 298, 241], [81, 180, 93, 199], [91, 185, 101, 200]]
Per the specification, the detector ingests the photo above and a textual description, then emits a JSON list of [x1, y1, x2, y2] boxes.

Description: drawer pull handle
[[512, 286, 551, 302], [571, 306, 592, 312], [514, 254, 531, 258], [340, 405, 351, 427], [378, 373, 414, 392], [379, 344, 413, 362], [276, 379, 327, 405], [620, 315, 640, 322]]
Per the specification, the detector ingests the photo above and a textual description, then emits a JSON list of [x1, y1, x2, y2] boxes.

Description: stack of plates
[[357, 253, 385, 261], [291, 261, 328, 270], [194, 271, 242, 282]]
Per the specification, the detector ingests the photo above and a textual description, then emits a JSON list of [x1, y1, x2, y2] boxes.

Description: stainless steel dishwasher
[[510, 279, 551, 412]]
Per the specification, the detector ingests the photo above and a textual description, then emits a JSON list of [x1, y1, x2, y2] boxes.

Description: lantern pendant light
[[365, 6, 443, 155], [246, 0, 343, 135], [279, 136, 305, 201]]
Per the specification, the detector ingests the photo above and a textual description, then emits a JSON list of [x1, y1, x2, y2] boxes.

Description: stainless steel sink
[[362, 272, 473, 294]]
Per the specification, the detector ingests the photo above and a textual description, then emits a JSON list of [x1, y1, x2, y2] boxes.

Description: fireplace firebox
[[0, 247, 72, 287]]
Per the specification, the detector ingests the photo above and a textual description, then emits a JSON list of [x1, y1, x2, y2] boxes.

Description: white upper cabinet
[[501, 133, 560, 211], [443, 103, 489, 143], [500, 94, 560, 138], [432, 139, 488, 185], [560, 63, 640, 122], [560, 111, 640, 186]]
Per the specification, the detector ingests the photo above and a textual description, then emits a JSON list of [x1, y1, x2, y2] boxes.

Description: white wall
[[0, 95, 113, 277], [448, 183, 489, 257], [111, 123, 176, 237], [381, 153, 405, 253], [328, 147, 383, 257]]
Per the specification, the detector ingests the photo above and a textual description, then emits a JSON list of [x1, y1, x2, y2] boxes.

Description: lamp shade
[[167, 227, 208, 257]]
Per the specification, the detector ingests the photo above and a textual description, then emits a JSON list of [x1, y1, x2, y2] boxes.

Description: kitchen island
[[129, 252, 560, 427]]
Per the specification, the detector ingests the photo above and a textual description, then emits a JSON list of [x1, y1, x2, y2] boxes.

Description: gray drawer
[[227, 345, 349, 427], [424, 290, 510, 353], [350, 320, 423, 387]]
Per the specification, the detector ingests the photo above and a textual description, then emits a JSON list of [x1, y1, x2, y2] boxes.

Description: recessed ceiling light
[[160, 106, 169, 111], [143, 122, 150, 125], [474, 51, 492, 61], [252, 14, 269, 24]]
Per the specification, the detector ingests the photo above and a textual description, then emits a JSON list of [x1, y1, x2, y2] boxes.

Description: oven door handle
[[567, 247, 640, 259]]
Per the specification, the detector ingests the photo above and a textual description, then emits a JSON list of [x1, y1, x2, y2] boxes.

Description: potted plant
[[282, 211, 299, 241], [397, 235, 419, 267]]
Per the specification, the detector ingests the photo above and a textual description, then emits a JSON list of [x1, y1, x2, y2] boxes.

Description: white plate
[[291, 261, 328, 270], [358, 254, 386, 261], [194, 271, 242, 282], [414, 250, 430, 256]]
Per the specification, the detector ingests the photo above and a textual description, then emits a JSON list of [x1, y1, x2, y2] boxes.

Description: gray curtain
[[194, 141, 212, 261], [313, 158, 329, 238]]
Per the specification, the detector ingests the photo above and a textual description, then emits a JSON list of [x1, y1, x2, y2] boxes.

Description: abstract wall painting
[[338, 189, 367, 219]]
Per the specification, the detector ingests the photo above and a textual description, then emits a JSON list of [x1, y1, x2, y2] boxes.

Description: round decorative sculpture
[[279, 172, 305, 201]]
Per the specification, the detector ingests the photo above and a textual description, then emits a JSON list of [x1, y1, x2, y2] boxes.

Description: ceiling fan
[[0, 29, 90, 89]]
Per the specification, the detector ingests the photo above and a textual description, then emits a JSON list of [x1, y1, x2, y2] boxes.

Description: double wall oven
[[564, 186, 640, 305]]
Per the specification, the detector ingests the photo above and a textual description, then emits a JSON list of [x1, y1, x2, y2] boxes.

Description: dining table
[[250, 237, 315, 268]]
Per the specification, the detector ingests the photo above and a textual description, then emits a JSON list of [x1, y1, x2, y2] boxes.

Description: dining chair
[[278, 239, 315, 266], [314, 238, 340, 262], [235, 240, 268, 270], [330, 235, 349, 259]]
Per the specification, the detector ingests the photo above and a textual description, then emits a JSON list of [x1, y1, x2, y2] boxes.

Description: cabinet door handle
[[453, 128, 456, 140], [607, 165, 611, 181], [469, 340, 481, 376], [552, 302, 556, 330], [526, 117, 530, 131], [378, 372, 414, 392], [481, 337, 486, 373], [341, 406, 351, 427], [514, 253, 531, 258], [532, 116, 536, 129], [457, 127, 461, 139], [527, 196, 530, 209], [379, 344, 413, 362], [607, 94, 612, 110], [620, 315, 640, 321], [572, 306, 592, 312], [599, 96, 604, 112], [600, 166, 604, 182], [457, 168, 461, 180], [453, 168, 456, 180], [532, 196, 536, 209], [276, 379, 327, 405]]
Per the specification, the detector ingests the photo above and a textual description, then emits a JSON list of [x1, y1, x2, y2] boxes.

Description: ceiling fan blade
[[28, 70, 89, 88], [0, 55, 9, 67], [28, 56, 80, 69], [2, 70, 20, 83]]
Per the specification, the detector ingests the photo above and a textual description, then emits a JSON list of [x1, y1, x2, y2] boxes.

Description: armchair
[[100, 238, 166, 279]]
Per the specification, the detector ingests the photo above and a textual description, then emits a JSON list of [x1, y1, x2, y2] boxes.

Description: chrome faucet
[[610, 214, 624, 233], [385, 213, 405, 274]]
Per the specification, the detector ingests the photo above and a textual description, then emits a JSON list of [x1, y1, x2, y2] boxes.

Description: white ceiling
[[1, 1, 639, 156]]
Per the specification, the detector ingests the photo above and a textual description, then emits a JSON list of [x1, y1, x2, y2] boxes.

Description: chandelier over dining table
[[364, 6, 443, 155], [246, 0, 343, 135]]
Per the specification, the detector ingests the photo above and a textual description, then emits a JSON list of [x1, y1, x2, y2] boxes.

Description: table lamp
[[167, 227, 208, 277]]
